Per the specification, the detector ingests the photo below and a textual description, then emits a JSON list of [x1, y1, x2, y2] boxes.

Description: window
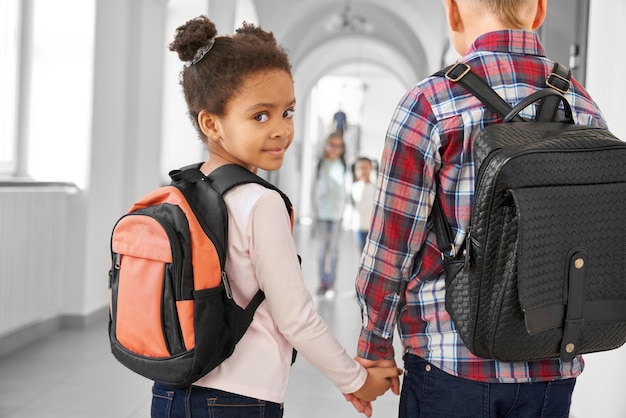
[[0, 0, 20, 176]]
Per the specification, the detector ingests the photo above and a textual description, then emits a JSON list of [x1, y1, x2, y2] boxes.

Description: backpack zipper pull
[[222, 271, 233, 299], [109, 253, 121, 289]]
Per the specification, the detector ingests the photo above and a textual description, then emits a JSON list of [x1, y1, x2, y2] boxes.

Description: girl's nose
[[272, 119, 293, 138]]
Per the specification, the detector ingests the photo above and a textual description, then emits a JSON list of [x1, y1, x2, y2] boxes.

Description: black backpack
[[432, 63, 626, 362], [109, 163, 294, 387]]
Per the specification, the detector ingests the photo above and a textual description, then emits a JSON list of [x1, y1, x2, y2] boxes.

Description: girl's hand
[[343, 393, 372, 417]]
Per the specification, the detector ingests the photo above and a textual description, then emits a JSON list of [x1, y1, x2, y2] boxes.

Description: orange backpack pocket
[[110, 204, 192, 357]]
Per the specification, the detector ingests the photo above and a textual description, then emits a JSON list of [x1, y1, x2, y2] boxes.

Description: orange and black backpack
[[108, 163, 294, 387]]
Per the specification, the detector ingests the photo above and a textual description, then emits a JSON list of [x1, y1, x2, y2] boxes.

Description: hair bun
[[169, 15, 217, 62]]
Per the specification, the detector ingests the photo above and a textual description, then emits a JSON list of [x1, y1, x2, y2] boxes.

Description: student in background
[[350, 157, 376, 254], [332, 107, 348, 138], [312, 132, 348, 297]]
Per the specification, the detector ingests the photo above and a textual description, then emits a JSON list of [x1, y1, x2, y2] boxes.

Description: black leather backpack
[[432, 63, 626, 362]]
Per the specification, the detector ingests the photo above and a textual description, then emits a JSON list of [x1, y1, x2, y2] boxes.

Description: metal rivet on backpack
[[425, 364, 432, 372], [574, 258, 584, 269], [565, 343, 575, 353]]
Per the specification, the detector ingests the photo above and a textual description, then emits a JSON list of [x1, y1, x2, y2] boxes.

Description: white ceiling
[[249, 0, 450, 89]]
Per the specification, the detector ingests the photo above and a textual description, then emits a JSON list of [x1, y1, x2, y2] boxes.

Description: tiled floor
[[0, 226, 402, 418]]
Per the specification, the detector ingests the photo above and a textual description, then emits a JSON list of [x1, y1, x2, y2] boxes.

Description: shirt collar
[[466, 30, 547, 57]]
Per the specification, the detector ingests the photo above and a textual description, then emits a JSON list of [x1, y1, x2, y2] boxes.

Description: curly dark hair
[[169, 16, 292, 142]]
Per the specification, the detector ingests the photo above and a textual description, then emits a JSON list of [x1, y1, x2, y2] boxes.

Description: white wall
[[568, 2, 626, 418], [585, 1, 626, 140], [160, 0, 210, 184]]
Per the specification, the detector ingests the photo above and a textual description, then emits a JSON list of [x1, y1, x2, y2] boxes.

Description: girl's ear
[[198, 110, 220, 140]]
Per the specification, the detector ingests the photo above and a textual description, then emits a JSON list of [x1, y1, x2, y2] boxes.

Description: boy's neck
[[460, 14, 522, 54]]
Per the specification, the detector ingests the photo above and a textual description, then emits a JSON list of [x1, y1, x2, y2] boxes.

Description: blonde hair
[[469, 0, 535, 29]]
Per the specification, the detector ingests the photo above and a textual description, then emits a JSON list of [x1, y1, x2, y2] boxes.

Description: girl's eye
[[255, 113, 269, 122], [284, 108, 295, 119]]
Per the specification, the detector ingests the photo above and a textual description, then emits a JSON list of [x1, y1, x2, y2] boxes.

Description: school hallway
[[0, 226, 403, 418]]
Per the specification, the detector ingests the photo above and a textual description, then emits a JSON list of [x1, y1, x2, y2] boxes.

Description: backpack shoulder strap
[[434, 63, 524, 122], [430, 63, 522, 258], [207, 164, 294, 224], [537, 62, 571, 122], [168, 163, 229, 268]]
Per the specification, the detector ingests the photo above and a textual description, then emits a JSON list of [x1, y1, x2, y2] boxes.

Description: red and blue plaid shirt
[[356, 30, 607, 383]]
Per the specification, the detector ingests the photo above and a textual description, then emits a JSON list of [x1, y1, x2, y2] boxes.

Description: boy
[[354, 0, 607, 416]]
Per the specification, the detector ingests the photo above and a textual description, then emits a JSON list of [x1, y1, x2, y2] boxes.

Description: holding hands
[[344, 357, 402, 417]]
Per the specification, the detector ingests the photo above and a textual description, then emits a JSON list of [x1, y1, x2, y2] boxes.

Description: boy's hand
[[355, 356, 401, 395], [353, 366, 403, 402]]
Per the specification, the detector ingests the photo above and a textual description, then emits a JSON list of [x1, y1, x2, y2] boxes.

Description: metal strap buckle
[[445, 63, 471, 83], [440, 244, 457, 260], [546, 72, 570, 94]]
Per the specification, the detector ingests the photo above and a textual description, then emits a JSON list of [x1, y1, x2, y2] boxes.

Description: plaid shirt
[[356, 30, 607, 383]]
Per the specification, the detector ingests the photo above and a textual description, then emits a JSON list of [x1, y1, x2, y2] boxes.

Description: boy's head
[[353, 157, 373, 182], [443, 0, 547, 55]]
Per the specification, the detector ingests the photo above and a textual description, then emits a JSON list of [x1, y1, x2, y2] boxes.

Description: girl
[[312, 132, 348, 297], [158, 16, 399, 418], [350, 157, 376, 253]]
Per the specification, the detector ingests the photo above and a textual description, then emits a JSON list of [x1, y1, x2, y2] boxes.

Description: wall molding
[[0, 307, 108, 359]]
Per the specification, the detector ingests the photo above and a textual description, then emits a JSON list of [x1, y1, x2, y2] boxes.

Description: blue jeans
[[151, 383, 284, 418], [355, 230, 368, 253], [317, 219, 341, 288], [399, 354, 575, 418]]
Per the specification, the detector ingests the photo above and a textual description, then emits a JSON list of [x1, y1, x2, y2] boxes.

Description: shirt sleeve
[[356, 88, 441, 360], [249, 189, 368, 394]]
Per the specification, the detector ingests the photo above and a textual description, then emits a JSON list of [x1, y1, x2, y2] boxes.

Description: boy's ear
[[444, 0, 462, 32], [531, 0, 548, 30], [197, 110, 220, 140]]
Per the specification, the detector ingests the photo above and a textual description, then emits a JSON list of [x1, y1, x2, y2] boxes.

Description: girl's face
[[325, 135, 344, 160], [209, 69, 296, 173]]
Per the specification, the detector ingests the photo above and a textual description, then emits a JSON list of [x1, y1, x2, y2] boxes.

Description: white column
[[78, 0, 168, 317]]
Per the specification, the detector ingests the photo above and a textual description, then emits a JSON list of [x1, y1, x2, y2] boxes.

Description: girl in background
[[312, 132, 348, 297], [158, 15, 399, 418]]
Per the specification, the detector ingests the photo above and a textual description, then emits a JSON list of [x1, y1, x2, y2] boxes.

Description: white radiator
[[0, 184, 77, 336]]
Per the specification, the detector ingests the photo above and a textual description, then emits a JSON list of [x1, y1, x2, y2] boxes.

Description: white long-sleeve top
[[194, 183, 367, 403], [350, 180, 376, 232]]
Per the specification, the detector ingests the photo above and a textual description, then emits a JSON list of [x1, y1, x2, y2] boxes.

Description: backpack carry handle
[[503, 88, 574, 124]]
